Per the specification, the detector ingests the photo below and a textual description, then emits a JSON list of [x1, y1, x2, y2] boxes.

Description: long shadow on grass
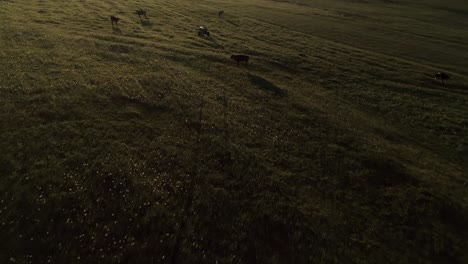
[[111, 95, 169, 119], [225, 19, 240, 27], [112, 26, 122, 34], [248, 73, 288, 97], [140, 20, 153, 27], [203, 36, 225, 49]]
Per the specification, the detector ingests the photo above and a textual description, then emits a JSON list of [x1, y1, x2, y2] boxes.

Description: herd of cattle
[[109, 9, 451, 80], [109, 9, 249, 67]]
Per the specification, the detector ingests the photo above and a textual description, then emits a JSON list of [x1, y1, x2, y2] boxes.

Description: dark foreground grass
[[1, 0, 467, 263]]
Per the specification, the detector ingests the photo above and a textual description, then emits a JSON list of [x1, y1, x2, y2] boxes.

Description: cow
[[136, 9, 148, 20], [435, 72, 450, 83], [198, 26, 210, 37], [231, 55, 249, 67], [110, 16, 120, 27], [219, 10, 224, 17]]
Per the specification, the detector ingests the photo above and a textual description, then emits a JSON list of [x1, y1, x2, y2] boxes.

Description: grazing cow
[[218, 10, 224, 17], [110, 16, 120, 27], [136, 9, 148, 20], [231, 55, 249, 67], [198, 26, 210, 37], [435, 72, 450, 82]]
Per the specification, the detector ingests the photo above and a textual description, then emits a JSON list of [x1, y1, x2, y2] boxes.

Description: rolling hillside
[[0, 0, 467, 263]]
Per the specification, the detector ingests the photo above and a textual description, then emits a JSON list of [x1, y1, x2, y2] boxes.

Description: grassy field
[[0, 0, 467, 263]]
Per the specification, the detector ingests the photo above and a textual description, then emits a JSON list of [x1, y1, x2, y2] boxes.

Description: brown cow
[[231, 55, 249, 67], [110, 16, 120, 27], [219, 10, 224, 17], [136, 9, 148, 20]]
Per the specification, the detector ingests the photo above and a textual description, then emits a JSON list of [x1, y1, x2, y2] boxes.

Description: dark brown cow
[[435, 72, 450, 83], [218, 10, 224, 17], [231, 55, 249, 67], [136, 9, 148, 20], [110, 16, 120, 27]]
